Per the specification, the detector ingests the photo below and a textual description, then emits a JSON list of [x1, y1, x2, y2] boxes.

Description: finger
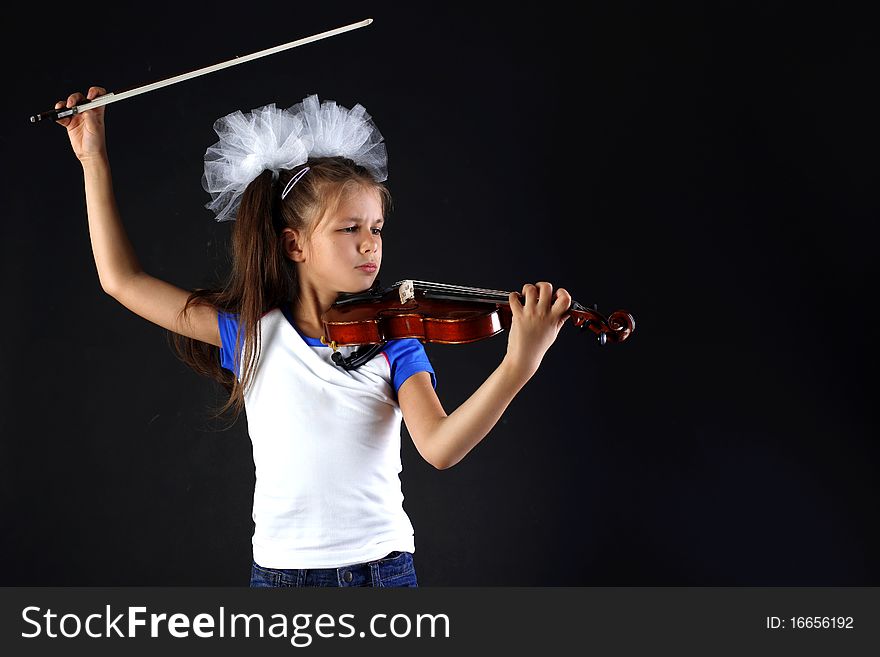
[[552, 287, 573, 314], [522, 283, 537, 307], [54, 99, 71, 126], [536, 281, 553, 310], [508, 291, 522, 316], [66, 92, 85, 108], [87, 86, 107, 100]]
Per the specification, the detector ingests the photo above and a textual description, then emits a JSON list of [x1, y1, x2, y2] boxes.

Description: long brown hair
[[169, 156, 392, 428]]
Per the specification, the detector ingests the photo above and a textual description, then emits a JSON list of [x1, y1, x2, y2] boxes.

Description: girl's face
[[297, 187, 384, 294]]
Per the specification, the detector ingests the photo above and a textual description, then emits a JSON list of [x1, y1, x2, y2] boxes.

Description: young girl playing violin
[[55, 85, 572, 587]]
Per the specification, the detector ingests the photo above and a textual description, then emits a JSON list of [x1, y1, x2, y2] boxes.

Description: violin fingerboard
[[421, 292, 510, 304]]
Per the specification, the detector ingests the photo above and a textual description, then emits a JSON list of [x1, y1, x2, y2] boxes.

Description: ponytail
[[169, 158, 389, 429]]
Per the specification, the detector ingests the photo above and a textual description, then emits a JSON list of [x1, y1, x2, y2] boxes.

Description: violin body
[[320, 280, 635, 349]]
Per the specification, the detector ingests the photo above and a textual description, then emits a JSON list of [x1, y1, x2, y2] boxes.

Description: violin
[[319, 280, 635, 370]]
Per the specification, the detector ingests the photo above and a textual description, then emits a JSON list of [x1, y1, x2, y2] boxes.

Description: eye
[[340, 226, 383, 235]]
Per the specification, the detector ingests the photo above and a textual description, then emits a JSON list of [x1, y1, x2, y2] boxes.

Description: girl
[[54, 85, 572, 587]]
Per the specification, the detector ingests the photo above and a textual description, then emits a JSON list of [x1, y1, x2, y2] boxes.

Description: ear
[[281, 227, 306, 262]]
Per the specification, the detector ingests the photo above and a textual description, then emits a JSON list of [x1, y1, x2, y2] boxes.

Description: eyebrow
[[338, 217, 384, 225]]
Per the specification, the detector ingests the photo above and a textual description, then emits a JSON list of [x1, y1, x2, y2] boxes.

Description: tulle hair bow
[[202, 94, 387, 222]]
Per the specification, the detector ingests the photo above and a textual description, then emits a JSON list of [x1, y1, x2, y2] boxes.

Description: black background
[[1, 1, 877, 585]]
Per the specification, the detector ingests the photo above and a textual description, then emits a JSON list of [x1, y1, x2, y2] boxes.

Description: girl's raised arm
[[57, 86, 221, 348]]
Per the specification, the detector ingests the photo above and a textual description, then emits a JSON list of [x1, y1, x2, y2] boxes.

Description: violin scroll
[[569, 301, 636, 345], [568, 302, 635, 345]]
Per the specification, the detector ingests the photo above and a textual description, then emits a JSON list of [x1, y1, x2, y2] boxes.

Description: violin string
[[409, 280, 511, 298], [414, 283, 510, 300], [406, 280, 586, 311]]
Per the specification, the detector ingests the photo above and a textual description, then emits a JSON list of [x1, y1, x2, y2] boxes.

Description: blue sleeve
[[383, 338, 436, 394], [217, 310, 242, 378]]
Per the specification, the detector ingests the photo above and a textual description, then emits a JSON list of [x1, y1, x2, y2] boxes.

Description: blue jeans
[[250, 551, 418, 587]]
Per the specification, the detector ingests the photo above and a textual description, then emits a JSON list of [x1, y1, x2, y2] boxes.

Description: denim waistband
[[251, 551, 412, 587]]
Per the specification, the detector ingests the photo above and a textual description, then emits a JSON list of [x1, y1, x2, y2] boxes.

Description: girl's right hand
[[54, 86, 108, 162]]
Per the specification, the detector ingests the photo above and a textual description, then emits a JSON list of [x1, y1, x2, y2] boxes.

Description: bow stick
[[28, 18, 373, 124]]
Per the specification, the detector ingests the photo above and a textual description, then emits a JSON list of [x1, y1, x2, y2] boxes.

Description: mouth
[[356, 263, 378, 273]]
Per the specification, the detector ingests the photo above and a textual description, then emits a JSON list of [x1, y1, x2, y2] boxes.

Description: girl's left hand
[[504, 281, 571, 381]]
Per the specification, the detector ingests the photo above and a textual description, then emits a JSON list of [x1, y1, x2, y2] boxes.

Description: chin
[[339, 281, 377, 295], [337, 270, 380, 295]]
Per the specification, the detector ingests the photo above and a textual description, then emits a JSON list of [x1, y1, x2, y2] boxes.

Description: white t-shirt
[[218, 302, 436, 568]]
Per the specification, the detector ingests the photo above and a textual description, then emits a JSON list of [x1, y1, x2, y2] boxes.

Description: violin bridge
[[398, 280, 415, 304]]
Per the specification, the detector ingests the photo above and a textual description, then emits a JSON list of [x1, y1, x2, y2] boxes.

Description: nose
[[360, 231, 379, 254]]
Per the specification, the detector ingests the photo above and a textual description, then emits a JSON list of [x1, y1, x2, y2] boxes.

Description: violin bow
[[29, 18, 373, 124]]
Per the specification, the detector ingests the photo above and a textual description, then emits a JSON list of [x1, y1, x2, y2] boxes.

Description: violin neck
[[395, 279, 588, 312], [398, 279, 509, 304]]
